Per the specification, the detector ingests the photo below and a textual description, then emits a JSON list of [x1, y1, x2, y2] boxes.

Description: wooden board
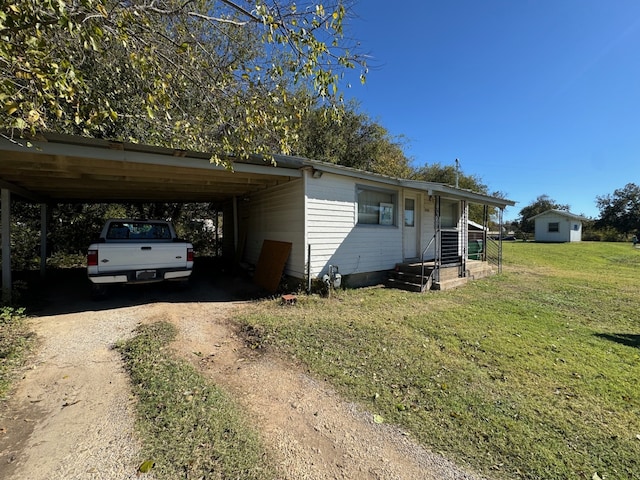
[[253, 240, 292, 293]]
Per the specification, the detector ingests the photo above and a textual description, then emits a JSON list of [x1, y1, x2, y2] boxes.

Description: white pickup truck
[[87, 219, 194, 295]]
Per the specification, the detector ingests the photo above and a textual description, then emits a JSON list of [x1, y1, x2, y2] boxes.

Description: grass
[[0, 307, 35, 400], [237, 242, 640, 480], [116, 321, 276, 480]]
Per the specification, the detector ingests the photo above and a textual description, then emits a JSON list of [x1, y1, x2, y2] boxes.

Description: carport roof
[[0, 132, 514, 208], [0, 133, 302, 203]]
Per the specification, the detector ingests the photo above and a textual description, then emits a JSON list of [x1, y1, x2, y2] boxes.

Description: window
[[548, 222, 559, 233], [357, 187, 397, 225], [106, 221, 172, 240], [440, 200, 459, 228], [404, 198, 415, 227]]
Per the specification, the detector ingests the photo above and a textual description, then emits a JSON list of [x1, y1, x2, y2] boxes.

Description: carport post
[[40, 203, 48, 278], [1, 188, 11, 304], [233, 196, 239, 253]]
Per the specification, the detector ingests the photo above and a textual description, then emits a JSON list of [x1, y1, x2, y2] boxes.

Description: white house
[[530, 209, 587, 243], [0, 134, 515, 297], [235, 156, 515, 291]]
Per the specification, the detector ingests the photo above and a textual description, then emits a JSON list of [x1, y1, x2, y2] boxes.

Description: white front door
[[403, 194, 419, 260]]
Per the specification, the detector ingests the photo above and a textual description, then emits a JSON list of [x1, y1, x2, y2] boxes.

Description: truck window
[[106, 223, 130, 239]]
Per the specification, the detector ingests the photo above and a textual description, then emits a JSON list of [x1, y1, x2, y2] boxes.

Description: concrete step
[[386, 277, 424, 293]]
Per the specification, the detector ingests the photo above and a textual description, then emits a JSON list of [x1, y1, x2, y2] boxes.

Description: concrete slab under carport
[[0, 133, 302, 303]]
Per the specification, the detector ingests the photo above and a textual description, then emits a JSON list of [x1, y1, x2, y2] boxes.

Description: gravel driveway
[[0, 270, 487, 480]]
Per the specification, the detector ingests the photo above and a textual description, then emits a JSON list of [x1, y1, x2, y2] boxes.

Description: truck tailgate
[[96, 243, 188, 272]]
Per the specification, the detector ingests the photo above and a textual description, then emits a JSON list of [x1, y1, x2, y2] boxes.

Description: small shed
[[530, 209, 587, 243]]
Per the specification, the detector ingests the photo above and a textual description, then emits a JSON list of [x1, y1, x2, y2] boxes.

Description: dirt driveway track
[[0, 269, 486, 480]]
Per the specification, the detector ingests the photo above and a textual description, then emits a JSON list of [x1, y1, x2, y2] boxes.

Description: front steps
[[387, 260, 496, 292], [387, 263, 434, 292]]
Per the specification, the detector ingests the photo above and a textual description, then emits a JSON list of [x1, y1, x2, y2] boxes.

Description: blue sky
[[340, 1, 640, 220]]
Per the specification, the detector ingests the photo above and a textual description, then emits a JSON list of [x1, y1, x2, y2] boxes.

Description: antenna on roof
[[455, 158, 460, 188]]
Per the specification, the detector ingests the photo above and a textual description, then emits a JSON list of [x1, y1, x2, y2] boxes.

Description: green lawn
[[238, 242, 640, 480]]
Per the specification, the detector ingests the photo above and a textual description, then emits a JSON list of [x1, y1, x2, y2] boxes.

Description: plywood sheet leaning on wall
[[253, 240, 292, 293]]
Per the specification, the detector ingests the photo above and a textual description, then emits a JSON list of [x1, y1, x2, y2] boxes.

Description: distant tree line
[[509, 183, 640, 241]]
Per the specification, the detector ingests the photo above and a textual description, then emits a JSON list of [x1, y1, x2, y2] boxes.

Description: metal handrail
[[485, 236, 501, 272], [420, 233, 437, 291]]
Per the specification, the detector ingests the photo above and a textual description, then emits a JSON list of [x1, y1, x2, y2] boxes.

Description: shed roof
[[529, 209, 589, 221], [0, 132, 514, 208]]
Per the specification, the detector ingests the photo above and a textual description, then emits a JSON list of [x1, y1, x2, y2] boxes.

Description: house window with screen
[[548, 222, 559, 232], [357, 187, 396, 225]]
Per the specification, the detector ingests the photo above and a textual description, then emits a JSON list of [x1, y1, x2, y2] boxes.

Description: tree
[[294, 101, 414, 178], [596, 183, 640, 236], [413, 162, 504, 224], [1, 0, 366, 160], [515, 195, 570, 236]]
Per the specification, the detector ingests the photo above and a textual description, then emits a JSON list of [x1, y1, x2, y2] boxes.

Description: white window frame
[[356, 185, 398, 226]]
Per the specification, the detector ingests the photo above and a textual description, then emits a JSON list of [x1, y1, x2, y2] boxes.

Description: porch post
[[434, 196, 441, 283], [482, 205, 489, 262], [498, 207, 504, 273], [1, 189, 11, 303], [461, 200, 468, 276]]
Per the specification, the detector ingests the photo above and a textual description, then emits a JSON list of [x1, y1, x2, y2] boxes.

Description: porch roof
[[292, 156, 515, 209]]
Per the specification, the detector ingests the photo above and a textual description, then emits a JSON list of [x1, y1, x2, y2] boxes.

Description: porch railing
[[420, 234, 436, 292], [441, 229, 460, 265], [485, 236, 502, 273]]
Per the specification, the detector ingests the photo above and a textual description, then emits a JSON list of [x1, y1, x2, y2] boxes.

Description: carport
[[0, 132, 302, 302]]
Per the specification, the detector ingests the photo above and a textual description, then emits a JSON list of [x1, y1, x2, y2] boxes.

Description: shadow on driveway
[[15, 258, 269, 317]]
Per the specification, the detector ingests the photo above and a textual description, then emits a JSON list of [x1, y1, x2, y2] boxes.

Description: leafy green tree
[[1, 0, 365, 160], [294, 101, 413, 177], [596, 183, 640, 236], [413, 162, 488, 190], [515, 195, 570, 236], [412, 162, 504, 224]]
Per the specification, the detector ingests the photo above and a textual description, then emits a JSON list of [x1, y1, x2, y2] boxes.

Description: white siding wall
[[241, 171, 439, 281], [306, 173, 404, 278], [242, 179, 306, 277]]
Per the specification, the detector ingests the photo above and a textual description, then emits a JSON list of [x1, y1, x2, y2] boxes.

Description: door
[[403, 195, 419, 260]]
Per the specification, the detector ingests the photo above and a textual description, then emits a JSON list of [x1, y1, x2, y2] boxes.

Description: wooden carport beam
[[0, 179, 43, 203]]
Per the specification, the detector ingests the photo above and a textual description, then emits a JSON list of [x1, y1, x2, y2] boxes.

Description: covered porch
[[389, 194, 511, 292]]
